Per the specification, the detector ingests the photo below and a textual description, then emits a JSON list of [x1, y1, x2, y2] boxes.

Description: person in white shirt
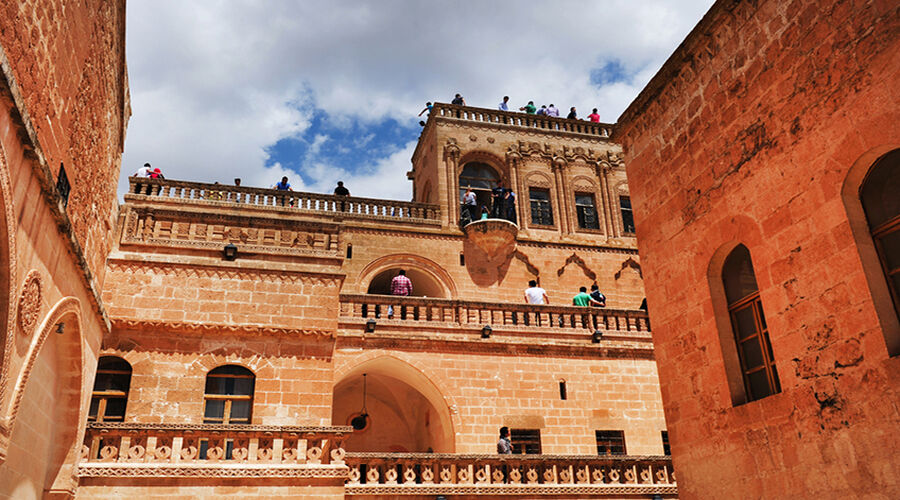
[[498, 96, 510, 111], [524, 280, 549, 305], [133, 163, 152, 177], [546, 104, 559, 117]]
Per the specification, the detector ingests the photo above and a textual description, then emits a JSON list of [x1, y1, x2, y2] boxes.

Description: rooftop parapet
[[427, 102, 616, 138], [126, 177, 442, 225]]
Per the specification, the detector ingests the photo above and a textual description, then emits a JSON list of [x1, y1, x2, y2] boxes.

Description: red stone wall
[[0, 0, 128, 281], [616, 0, 900, 497]]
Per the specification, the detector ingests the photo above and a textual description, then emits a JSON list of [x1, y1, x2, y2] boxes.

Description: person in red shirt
[[388, 270, 413, 318], [587, 108, 601, 122]]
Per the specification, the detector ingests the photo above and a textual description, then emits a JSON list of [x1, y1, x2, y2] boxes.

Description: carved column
[[443, 139, 461, 228], [552, 157, 570, 235], [606, 154, 622, 237], [506, 149, 524, 228], [596, 162, 613, 237]]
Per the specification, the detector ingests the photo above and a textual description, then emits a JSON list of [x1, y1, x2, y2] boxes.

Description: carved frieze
[[110, 318, 336, 338], [17, 270, 42, 337]]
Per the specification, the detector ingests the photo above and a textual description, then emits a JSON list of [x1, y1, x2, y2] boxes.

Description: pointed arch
[[333, 353, 459, 452]]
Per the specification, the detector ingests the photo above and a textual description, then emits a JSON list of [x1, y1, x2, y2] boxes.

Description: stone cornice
[[106, 259, 345, 286], [111, 319, 336, 338], [86, 422, 353, 433], [344, 484, 677, 496]]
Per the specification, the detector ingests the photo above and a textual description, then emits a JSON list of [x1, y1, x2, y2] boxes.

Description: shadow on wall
[[367, 269, 447, 298]]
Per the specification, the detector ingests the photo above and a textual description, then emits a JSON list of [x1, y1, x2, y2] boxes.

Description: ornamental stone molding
[[76, 463, 350, 479], [17, 270, 42, 337], [344, 484, 678, 496], [111, 319, 336, 338], [106, 260, 343, 287]]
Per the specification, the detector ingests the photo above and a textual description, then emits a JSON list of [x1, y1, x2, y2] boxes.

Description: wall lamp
[[223, 243, 238, 261], [365, 319, 377, 333], [55, 322, 65, 334], [592, 329, 604, 343], [481, 325, 492, 338]]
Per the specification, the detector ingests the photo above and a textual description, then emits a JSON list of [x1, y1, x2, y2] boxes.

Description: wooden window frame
[[574, 193, 600, 230], [203, 371, 254, 425], [620, 196, 635, 235], [595, 430, 627, 455], [509, 428, 542, 454], [727, 291, 781, 401], [528, 187, 554, 227], [89, 364, 131, 423]]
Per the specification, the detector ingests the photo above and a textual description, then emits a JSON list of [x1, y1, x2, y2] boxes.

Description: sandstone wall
[[616, 0, 900, 497]]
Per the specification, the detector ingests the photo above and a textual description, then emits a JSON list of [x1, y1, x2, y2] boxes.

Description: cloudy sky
[[122, 1, 714, 200]]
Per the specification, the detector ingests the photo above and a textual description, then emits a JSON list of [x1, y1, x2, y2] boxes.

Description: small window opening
[[558, 380, 567, 400], [595, 430, 626, 455], [346, 244, 353, 259], [510, 429, 542, 454], [57, 163, 71, 208], [661, 431, 671, 455], [620, 196, 635, 234], [459, 253, 465, 266]]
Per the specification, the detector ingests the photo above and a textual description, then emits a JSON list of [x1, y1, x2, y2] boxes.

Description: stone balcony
[[338, 294, 653, 356], [77, 422, 352, 479], [344, 452, 676, 497], [126, 177, 442, 226]]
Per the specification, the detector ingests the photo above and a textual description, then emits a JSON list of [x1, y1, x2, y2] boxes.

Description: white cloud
[[121, 0, 714, 199]]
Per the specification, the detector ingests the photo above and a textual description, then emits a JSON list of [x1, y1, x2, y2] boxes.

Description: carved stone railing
[[344, 453, 676, 496], [339, 294, 650, 340], [126, 178, 441, 224], [77, 422, 352, 478], [431, 102, 615, 138]]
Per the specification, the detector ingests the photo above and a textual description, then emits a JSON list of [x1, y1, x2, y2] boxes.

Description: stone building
[[615, 0, 900, 498], [0, 1, 130, 498]]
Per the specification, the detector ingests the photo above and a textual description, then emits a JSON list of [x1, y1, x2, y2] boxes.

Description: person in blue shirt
[[273, 176, 292, 206]]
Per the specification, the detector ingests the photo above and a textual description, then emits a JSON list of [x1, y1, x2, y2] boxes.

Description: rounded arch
[[841, 144, 900, 356], [190, 347, 275, 379], [0, 297, 85, 493], [333, 354, 457, 453], [571, 175, 599, 193], [458, 150, 507, 181], [356, 254, 457, 298], [524, 171, 553, 189], [458, 151, 508, 211], [0, 140, 18, 408]]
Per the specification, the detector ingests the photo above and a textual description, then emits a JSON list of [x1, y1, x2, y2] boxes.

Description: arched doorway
[[332, 357, 454, 453], [459, 162, 500, 211], [367, 268, 447, 298]]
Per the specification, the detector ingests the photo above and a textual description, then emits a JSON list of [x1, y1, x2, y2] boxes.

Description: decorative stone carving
[[17, 270, 43, 337]]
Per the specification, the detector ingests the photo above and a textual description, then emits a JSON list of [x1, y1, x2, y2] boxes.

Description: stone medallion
[[18, 270, 43, 336]]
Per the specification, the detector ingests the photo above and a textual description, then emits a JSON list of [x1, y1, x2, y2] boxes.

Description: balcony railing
[[431, 102, 615, 138], [339, 294, 650, 341], [77, 422, 351, 478], [126, 177, 441, 224], [344, 453, 676, 496]]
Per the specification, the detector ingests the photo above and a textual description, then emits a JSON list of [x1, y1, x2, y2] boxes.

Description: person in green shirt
[[573, 286, 602, 307], [519, 101, 536, 114]]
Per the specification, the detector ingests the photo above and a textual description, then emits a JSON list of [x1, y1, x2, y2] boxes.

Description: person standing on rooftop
[[546, 104, 559, 117], [520, 101, 536, 114], [537, 105, 547, 116], [452, 93, 465, 105], [498, 96, 510, 111], [134, 162, 152, 177], [567, 107, 577, 119], [588, 108, 601, 122]]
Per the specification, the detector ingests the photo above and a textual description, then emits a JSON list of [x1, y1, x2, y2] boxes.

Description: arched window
[[459, 162, 500, 209], [722, 245, 780, 402], [204, 365, 255, 424], [860, 149, 900, 318], [88, 356, 132, 422]]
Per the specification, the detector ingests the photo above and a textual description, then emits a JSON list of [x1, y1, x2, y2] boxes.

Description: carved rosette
[[17, 270, 43, 337]]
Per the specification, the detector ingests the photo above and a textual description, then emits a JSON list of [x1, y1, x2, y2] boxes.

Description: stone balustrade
[[431, 102, 615, 138], [77, 422, 352, 478], [126, 177, 441, 223], [344, 453, 676, 496], [339, 294, 650, 339]]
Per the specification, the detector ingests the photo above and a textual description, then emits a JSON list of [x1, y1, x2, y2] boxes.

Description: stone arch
[[524, 171, 553, 189], [458, 150, 508, 183], [357, 254, 457, 298], [191, 348, 275, 380], [571, 174, 599, 193], [0, 141, 17, 411], [840, 144, 900, 356], [0, 297, 85, 495], [614, 180, 630, 195], [332, 353, 458, 453]]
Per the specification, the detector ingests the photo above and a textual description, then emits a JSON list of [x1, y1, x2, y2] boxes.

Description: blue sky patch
[[590, 60, 629, 87]]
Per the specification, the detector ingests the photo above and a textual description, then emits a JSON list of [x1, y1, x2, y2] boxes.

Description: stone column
[[443, 139, 461, 228], [506, 150, 524, 228], [596, 162, 613, 237], [552, 157, 570, 235]]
